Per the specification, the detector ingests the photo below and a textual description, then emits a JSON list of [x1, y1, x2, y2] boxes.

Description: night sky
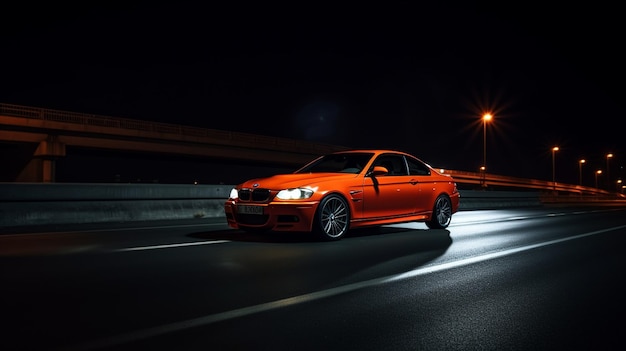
[[2, 2, 624, 186]]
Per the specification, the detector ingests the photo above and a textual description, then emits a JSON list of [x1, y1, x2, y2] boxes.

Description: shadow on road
[[188, 226, 453, 288], [189, 225, 451, 244]]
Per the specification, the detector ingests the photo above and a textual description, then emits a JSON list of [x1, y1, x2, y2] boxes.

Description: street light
[[578, 159, 586, 186], [479, 166, 486, 188], [595, 170, 602, 189], [481, 113, 493, 188], [606, 153, 613, 189], [552, 146, 559, 190]]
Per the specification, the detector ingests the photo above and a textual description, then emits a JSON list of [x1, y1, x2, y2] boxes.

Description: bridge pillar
[[18, 136, 66, 182]]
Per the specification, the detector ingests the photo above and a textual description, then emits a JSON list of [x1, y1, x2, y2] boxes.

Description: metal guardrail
[[444, 170, 619, 196]]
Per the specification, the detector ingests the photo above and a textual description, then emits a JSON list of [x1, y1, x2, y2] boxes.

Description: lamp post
[[595, 170, 602, 189], [578, 159, 586, 186], [552, 146, 559, 191], [606, 153, 613, 190], [481, 113, 492, 188]]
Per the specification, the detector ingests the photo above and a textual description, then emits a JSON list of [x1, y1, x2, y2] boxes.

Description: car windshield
[[295, 153, 374, 174]]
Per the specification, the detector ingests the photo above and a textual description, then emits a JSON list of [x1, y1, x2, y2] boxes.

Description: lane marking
[[65, 223, 626, 351], [115, 240, 230, 252]]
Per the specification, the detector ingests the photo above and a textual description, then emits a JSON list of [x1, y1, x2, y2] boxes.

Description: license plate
[[237, 205, 264, 215]]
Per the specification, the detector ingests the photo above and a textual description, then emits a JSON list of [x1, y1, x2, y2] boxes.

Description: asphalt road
[[2, 205, 625, 351]]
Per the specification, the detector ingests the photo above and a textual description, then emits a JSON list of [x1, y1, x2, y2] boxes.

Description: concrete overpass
[[0, 103, 349, 182]]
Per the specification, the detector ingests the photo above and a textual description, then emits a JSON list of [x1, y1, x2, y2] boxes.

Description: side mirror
[[371, 166, 388, 176]]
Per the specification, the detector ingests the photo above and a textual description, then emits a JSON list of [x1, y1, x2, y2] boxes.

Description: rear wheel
[[425, 195, 452, 229], [314, 194, 350, 241]]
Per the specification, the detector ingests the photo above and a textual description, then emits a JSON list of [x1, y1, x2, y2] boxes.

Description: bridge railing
[[0, 102, 348, 155], [444, 169, 622, 197]]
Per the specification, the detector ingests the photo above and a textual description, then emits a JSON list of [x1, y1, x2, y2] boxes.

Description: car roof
[[334, 149, 404, 154], [333, 149, 411, 156]]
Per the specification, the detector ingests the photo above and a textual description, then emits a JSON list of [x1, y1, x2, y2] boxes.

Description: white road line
[[65, 224, 626, 351], [115, 240, 229, 252]]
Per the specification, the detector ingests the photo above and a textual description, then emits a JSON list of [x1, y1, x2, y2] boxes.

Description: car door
[[362, 153, 419, 217], [405, 155, 436, 213]]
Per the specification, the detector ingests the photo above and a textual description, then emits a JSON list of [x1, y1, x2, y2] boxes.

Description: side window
[[406, 157, 431, 176], [373, 154, 408, 176]]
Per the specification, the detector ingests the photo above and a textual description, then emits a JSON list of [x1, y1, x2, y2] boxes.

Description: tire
[[425, 195, 452, 229], [314, 194, 350, 241]]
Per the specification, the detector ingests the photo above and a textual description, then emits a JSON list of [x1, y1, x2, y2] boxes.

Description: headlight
[[229, 188, 238, 199], [276, 188, 314, 200]]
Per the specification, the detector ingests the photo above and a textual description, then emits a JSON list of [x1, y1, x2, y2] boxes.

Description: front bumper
[[224, 200, 319, 232]]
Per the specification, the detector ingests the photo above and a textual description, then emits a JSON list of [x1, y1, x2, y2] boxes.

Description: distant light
[[552, 146, 559, 152], [440, 168, 445, 173], [483, 113, 493, 122], [597, 170, 602, 174]]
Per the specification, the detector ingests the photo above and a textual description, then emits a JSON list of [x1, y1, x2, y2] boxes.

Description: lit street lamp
[[478, 166, 486, 188], [606, 153, 613, 189], [578, 159, 586, 186], [595, 170, 602, 189], [552, 146, 559, 190], [481, 113, 492, 188]]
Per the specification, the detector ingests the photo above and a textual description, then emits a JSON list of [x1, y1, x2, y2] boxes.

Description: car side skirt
[[349, 212, 431, 228]]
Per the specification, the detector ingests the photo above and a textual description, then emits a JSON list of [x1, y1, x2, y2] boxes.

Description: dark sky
[[1, 2, 624, 185]]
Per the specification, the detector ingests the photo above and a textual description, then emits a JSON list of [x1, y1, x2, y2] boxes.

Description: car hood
[[239, 173, 359, 189]]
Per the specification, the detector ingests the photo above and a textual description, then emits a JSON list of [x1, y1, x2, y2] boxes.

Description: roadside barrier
[[0, 183, 550, 229]]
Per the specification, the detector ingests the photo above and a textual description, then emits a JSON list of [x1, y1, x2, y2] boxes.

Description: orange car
[[224, 149, 460, 240]]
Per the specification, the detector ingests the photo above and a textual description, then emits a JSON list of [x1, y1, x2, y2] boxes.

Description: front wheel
[[425, 195, 452, 229], [313, 194, 350, 241]]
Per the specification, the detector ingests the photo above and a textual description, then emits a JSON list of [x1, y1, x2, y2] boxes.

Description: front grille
[[239, 188, 271, 202]]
